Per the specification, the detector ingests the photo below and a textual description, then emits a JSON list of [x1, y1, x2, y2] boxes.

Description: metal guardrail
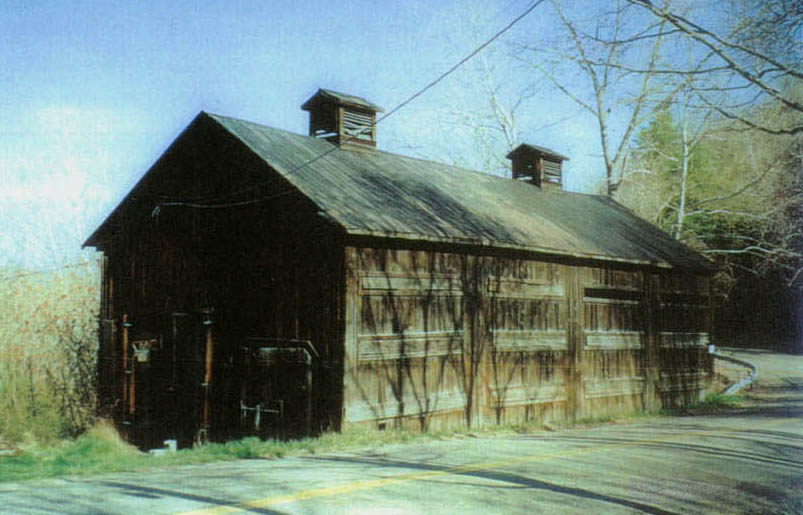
[[712, 351, 758, 395]]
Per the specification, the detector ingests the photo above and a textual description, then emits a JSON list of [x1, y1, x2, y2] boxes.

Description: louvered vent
[[301, 88, 383, 152], [342, 110, 373, 141], [506, 143, 568, 192], [543, 160, 561, 185]]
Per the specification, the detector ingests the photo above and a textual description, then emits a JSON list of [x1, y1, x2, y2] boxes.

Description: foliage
[[618, 86, 802, 345], [694, 392, 742, 410], [0, 259, 100, 443]]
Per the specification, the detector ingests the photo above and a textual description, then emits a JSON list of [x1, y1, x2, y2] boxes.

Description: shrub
[[0, 259, 100, 443]]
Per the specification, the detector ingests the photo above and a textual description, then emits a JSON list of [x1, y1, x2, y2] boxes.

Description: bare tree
[[626, 0, 803, 135], [517, 0, 682, 195]]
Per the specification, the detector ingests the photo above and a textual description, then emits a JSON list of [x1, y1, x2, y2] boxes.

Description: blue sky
[[0, 0, 624, 267]]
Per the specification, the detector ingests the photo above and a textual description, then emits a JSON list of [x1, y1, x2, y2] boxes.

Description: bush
[[0, 259, 100, 443], [697, 392, 742, 410]]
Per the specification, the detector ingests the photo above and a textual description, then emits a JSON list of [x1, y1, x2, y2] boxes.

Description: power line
[[376, 0, 542, 126], [156, 0, 544, 211]]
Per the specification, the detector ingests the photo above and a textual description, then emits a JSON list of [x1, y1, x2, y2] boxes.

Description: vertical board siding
[[104, 229, 714, 441], [488, 258, 568, 425], [580, 268, 646, 416], [100, 193, 346, 446], [656, 274, 712, 407], [344, 248, 467, 430], [343, 248, 572, 429], [341, 248, 712, 430]]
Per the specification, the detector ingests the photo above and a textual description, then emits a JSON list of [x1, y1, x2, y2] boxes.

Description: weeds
[[0, 423, 442, 482], [695, 392, 742, 410], [0, 260, 100, 443], [0, 398, 742, 483]]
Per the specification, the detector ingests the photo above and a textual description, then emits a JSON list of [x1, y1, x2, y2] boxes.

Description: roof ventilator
[[301, 88, 383, 152], [506, 143, 568, 192]]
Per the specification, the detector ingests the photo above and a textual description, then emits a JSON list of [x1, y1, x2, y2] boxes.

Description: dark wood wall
[[95, 120, 347, 446]]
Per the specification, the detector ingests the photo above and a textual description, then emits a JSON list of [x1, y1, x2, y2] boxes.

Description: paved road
[[2, 349, 801, 514]]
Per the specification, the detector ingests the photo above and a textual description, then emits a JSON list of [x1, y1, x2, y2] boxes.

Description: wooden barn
[[85, 89, 716, 449]]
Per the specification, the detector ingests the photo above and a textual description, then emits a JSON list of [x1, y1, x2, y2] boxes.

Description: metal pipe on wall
[[200, 309, 214, 443]]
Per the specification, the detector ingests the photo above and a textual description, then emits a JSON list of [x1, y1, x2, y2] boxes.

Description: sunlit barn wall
[[341, 244, 712, 432]]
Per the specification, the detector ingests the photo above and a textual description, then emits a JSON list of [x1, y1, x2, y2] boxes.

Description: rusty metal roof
[[204, 113, 713, 271]]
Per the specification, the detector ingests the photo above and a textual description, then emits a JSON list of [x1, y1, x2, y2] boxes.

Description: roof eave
[[341, 228, 706, 271]]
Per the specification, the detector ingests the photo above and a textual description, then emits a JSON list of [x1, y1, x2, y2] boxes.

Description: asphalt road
[[2, 349, 801, 514]]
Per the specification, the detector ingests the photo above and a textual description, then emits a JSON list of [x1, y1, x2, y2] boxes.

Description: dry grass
[[0, 259, 100, 444]]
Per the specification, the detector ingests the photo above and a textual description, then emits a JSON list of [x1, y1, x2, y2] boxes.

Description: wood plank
[[487, 278, 564, 298], [345, 390, 467, 422], [584, 268, 643, 289], [583, 297, 640, 305], [659, 332, 709, 348], [492, 329, 567, 351], [357, 332, 463, 361], [490, 382, 566, 407], [360, 274, 461, 293], [583, 376, 645, 398], [659, 371, 704, 392], [565, 265, 584, 420], [584, 331, 644, 349], [643, 272, 660, 411]]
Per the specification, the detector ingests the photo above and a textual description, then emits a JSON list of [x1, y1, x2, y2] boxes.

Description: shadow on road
[[302, 455, 680, 515], [524, 431, 803, 469], [97, 480, 288, 514]]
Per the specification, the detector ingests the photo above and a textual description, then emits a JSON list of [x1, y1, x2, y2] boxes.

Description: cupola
[[506, 143, 568, 192], [301, 88, 383, 152]]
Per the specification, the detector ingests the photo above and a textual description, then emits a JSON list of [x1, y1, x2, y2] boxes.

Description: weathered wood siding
[[579, 268, 646, 418], [656, 273, 712, 407], [343, 247, 468, 430], [342, 245, 712, 431], [488, 258, 568, 425], [97, 171, 346, 446]]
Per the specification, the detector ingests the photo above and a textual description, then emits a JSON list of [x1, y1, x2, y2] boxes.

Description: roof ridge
[[205, 111, 603, 197]]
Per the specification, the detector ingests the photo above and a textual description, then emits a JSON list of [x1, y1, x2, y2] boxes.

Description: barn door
[[238, 339, 315, 439], [576, 268, 647, 419]]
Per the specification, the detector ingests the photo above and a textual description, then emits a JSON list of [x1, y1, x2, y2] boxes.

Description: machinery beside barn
[[85, 89, 715, 448]]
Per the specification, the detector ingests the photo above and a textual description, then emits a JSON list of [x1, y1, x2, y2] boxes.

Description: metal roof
[[203, 113, 714, 271], [300, 88, 384, 113]]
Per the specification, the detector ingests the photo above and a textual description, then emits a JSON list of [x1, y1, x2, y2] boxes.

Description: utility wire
[[376, 0, 542, 126], [155, 0, 544, 211]]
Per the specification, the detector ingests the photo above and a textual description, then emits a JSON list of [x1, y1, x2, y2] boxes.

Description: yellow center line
[[178, 418, 800, 515]]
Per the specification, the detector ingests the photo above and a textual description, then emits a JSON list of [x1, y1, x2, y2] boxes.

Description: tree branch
[[628, 0, 803, 113]]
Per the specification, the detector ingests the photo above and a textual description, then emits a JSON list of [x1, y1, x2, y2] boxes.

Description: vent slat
[[342, 109, 373, 141], [343, 110, 373, 124], [543, 160, 561, 183]]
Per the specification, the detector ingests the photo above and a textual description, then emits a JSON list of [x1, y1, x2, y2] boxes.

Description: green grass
[[0, 416, 644, 482], [0, 422, 142, 482], [0, 401, 734, 483], [0, 423, 446, 483], [694, 392, 742, 410]]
